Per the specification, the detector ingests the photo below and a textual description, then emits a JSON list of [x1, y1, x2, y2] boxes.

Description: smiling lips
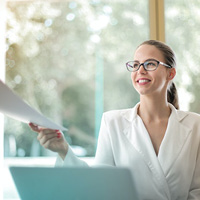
[[137, 78, 151, 85]]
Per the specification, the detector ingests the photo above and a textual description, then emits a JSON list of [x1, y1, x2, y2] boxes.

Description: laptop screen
[[9, 166, 140, 200]]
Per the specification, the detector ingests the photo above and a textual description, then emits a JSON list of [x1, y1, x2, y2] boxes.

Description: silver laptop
[[9, 166, 140, 200]]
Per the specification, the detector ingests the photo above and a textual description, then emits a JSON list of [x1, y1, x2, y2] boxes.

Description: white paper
[[0, 80, 67, 131]]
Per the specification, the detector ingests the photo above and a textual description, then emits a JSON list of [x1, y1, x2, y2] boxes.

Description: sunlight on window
[[3, 1, 148, 199], [165, 0, 200, 112], [5, 1, 148, 159]]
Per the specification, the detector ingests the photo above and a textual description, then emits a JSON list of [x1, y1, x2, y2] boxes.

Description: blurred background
[[4, 0, 146, 158], [1, 0, 200, 199]]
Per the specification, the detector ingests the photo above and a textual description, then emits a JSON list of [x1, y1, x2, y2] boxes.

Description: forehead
[[134, 44, 165, 62]]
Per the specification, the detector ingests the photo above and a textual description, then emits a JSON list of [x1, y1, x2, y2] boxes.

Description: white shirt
[[56, 103, 200, 200]]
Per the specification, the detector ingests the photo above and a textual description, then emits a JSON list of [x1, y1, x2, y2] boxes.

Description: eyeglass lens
[[127, 60, 158, 72]]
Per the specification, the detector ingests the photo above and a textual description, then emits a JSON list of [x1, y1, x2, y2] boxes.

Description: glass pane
[[165, 0, 200, 112], [5, 0, 148, 158]]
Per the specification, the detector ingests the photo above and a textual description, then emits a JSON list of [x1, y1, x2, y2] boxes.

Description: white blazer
[[56, 103, 200, 200]]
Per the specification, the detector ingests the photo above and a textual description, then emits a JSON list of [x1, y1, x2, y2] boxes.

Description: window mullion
[[0, 0, 6, 199], [149, 0, 165, 42]]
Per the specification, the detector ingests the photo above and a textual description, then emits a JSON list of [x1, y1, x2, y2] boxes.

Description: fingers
[[29, 122, 61, 137], [37, 129, 57, 141], [29, 122, 40, 133], [38, 129, 63, 146], [29, 122, 64, 151], [42, 136, 61, 149]]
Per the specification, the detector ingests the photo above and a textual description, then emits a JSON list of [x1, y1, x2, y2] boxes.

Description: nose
[[137, 63, 147, 74]]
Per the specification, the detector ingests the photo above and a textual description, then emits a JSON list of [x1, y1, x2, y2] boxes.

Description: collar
[[121, 102, 188, 122]]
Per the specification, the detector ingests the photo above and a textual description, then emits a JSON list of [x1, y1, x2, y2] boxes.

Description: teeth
[[138, 79, 150, 83]]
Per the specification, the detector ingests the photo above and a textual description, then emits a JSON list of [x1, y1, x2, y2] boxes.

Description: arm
[[94, 113, 115, 166], [59, 113, 115, 167], [55, 145, 88, 167], [188, 144, 200, 199], [29, 113, 115, 167]]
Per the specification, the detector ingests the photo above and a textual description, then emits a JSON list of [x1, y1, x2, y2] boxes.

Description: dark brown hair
[[138, 40, 179, 109]]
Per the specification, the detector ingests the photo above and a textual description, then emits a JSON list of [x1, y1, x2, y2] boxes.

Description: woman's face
[[131, 44, 174, 97]]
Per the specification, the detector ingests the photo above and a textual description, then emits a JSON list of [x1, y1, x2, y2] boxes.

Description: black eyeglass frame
[[126, 59, 172, 72]]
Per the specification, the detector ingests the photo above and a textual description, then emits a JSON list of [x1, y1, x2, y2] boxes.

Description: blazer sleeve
[[94, 113, 115, 166], [188, 143, 200, 199], [55, 146, 88, 167], [55, 113, 115, 167]]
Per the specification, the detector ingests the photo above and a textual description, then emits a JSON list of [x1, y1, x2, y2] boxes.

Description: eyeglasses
[[126, 59, 172, 72]]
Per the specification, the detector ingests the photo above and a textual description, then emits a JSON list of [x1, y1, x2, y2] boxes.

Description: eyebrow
[[134, 58, 157, 62]]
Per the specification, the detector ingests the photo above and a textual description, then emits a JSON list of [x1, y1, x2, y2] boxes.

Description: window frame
[[149, 0, 165, 41]]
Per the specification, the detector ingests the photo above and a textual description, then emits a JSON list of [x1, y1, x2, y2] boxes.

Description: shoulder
[[102, 103, 139, 124], [169, 104, 200, 123], [102, 107, 134, 123], [176, 109, 200, 132], [103, 108, 133, 118], [178, 109, 200, 122], [100, 108, 134, 132]]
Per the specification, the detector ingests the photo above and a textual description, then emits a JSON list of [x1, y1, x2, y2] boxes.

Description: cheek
[[131, 72, 137, 87], [157, 71, 169, 84], [154, 73, 168, 89], [131, 72, 135, 83]]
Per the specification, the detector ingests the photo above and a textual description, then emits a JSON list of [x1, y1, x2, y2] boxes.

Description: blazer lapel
[[158, 104, 192, 176], [122, 103, 171, 199]]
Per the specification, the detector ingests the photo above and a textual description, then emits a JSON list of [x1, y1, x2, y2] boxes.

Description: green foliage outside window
[[5, 1, 148, 157], [165, 0, 200, 112]]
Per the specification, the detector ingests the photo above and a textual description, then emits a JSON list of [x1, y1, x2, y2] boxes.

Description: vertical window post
[[95, 47, 104, 148], [0, 0, 6, 198], [149, 0, 165, 42]]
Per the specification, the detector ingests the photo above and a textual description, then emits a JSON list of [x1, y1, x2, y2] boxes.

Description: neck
[[138, 95, 171, 122]]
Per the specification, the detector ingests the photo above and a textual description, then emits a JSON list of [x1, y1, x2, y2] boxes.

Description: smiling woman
[[132, 40, 178, 109], [28, 40, 200, 199]]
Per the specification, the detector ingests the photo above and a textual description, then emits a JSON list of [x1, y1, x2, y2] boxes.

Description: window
[[165, 0, 200, 111], [4, 0, 148, 158], [4, 1, 149, 199]]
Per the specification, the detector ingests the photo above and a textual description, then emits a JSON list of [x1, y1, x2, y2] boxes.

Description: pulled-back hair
[[138, 40, 179, 109]]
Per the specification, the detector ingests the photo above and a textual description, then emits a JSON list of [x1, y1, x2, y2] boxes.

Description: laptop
[[9, 166, 140, 200]]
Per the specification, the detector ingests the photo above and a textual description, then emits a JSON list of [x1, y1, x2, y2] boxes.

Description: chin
[[135, 86, 149, 94], [136, 90, 150, 96]]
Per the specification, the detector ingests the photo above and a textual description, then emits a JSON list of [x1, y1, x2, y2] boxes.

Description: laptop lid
[[9, 166, 140, 200]]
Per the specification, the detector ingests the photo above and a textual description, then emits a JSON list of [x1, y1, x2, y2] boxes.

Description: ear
[[167, 68, 176, 81]]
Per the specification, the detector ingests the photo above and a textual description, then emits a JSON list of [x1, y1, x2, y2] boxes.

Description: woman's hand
[[29, 123, 68, 160]]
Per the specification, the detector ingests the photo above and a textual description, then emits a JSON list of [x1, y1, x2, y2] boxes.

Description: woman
[[29, 40, 200, 200]]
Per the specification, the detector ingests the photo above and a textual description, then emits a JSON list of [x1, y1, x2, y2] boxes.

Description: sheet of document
[[0, 80, 67, 131]]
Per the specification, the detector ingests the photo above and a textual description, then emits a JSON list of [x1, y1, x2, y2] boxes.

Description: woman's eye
[[147, 62, 156, 66], [133, 64, 139, 68]]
